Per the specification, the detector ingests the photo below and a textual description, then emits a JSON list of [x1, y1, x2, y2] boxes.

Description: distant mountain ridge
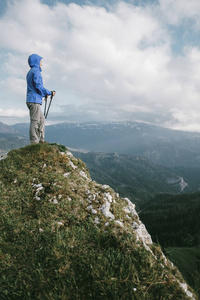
[[0, 122, 28, 154], [10, 121, 200, 167], [44, 121, 200, 168], [0, 121, 21, 135]]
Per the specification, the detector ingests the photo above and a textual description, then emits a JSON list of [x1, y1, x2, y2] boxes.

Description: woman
[[26, 54, 56, 144]]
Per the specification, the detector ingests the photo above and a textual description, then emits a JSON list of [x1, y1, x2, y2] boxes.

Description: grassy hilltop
[[0, 144, 196, 299]]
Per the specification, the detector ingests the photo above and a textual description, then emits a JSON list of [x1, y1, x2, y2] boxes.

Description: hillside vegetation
[[140, 193, 200, 297], [72, 151, 200, 208], [140, 193, 200, 248], [165, 247, 200, 296], [0, 144, 195, 299]]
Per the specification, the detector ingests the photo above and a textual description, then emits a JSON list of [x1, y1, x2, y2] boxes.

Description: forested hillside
[[140, 192, 200, 247], [140, 192, 200, 297], [73, 151, 200, 208]]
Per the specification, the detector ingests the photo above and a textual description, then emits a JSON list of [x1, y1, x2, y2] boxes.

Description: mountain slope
[[0, 135, 28, 153], [72, 151, 200, 207], [0, 121, 20, 134], [139, 192, 200, 248], [43, 121, 200, 167], [139, 193, 200, 297], [0, 144, 195, 299], [9, 121, 200, 167], [0, 122, 28, 154]]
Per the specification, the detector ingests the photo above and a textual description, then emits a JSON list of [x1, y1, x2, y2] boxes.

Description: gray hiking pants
[[27, 103, 45, 144]]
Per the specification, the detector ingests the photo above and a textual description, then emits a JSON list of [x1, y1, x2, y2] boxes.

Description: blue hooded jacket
[[26, 54, 51, 105]]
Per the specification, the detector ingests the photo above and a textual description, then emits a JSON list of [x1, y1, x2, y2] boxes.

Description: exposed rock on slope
[[0, 144, 196, 299]]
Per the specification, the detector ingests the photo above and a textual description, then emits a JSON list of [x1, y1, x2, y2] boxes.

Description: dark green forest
[[140, 192, 200, 247], [140, 192, 200, 297]]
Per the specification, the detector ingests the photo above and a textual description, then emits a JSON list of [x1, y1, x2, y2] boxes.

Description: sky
[[1, 0, 200, 131]]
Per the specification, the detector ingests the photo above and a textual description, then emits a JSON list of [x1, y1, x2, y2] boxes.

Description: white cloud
[[0, 0, 200, 131], [0, 0, 54, 53], [0, 107, 28, 117], [159, 0, 200, 25], [0, 77, 26, 100]]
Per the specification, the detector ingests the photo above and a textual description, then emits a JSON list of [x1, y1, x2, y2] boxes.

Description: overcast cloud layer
[[1, 0, 200, 131]]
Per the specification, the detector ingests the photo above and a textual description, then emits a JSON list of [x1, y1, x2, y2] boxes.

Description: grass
[[0, 144, 196, 299]]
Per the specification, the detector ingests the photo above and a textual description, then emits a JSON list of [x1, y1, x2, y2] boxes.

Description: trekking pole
[[44, 95, 48, 118], [44, 91, 55, 119]]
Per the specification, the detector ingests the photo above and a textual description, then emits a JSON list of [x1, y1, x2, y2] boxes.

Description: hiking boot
[[31, 141, 39, 145]]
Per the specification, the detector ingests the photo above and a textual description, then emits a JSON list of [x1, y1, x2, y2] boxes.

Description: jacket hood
[[28, 54, 43, 68]]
